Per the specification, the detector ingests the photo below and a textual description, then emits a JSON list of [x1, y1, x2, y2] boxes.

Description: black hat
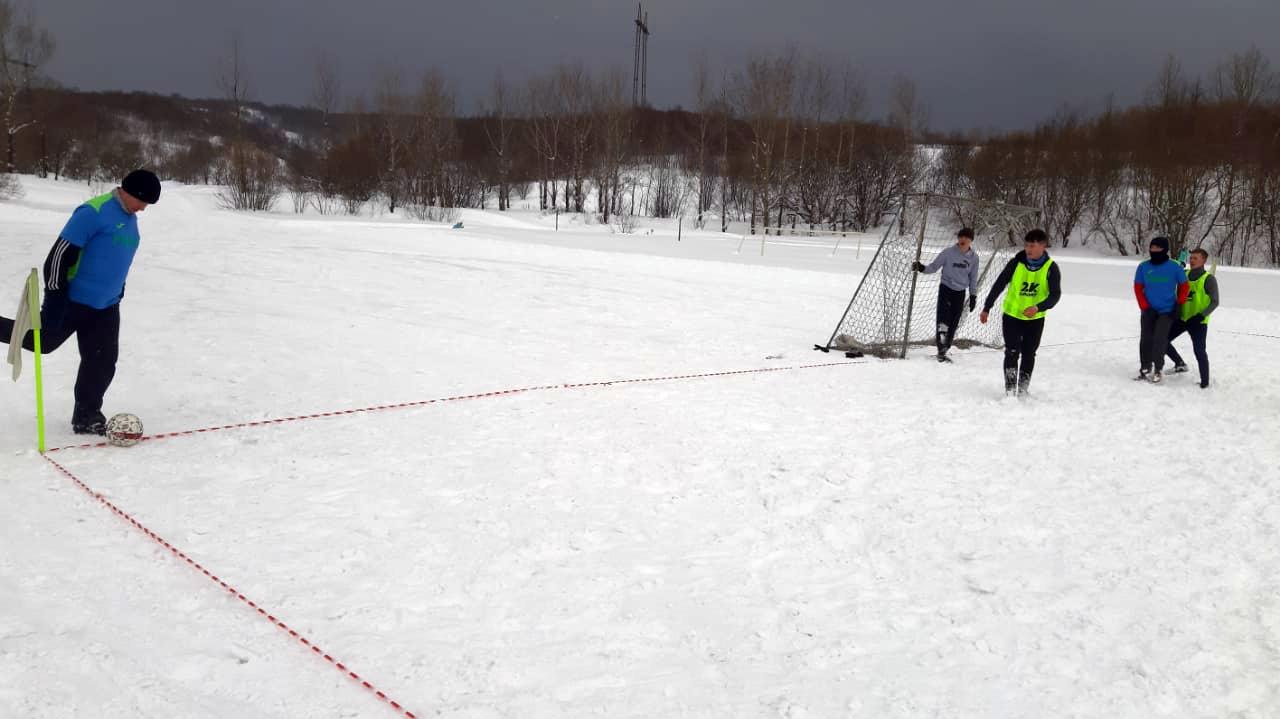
[[122, 169, 161, 204], [1150, 236, 1170, 252]]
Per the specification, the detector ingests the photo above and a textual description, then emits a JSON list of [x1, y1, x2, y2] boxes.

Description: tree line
[[1, 2, 1277, 264]]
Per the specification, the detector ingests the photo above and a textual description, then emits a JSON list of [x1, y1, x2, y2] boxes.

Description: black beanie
[[1150, 236, 1170, 253], [122, 169, 161, 204]]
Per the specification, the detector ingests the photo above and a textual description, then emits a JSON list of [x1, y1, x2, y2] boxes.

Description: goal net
[[818, 193, 1042, 358]]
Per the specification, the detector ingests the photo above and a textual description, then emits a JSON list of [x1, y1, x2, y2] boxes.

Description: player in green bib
[[980, 229, 1062, 397], [1164, 248, 1218, 388]]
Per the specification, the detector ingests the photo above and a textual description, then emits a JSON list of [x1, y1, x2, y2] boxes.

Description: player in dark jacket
[[1133, 236, 1189, 383], [0, 170, 161, 434]]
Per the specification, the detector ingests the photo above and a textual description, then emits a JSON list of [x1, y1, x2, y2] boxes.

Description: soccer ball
[[105, 413, 144, 447]]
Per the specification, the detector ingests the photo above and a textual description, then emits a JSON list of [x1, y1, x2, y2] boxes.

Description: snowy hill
[[2, 177, 1278, 718]]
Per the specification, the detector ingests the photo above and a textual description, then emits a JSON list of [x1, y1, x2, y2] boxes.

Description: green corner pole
[[25, 270, 45, 453]]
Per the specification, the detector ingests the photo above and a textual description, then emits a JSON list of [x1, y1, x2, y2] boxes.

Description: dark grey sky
[[37, 0, 1280, 130]]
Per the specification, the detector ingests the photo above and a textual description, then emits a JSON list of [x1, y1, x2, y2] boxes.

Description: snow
[[2, 176, 1279, 718]]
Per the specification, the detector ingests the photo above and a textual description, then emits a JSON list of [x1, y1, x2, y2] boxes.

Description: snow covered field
[[2, 177, 1279, 718]]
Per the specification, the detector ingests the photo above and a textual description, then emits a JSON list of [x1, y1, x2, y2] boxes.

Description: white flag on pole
[[7, 271, 38, 381]]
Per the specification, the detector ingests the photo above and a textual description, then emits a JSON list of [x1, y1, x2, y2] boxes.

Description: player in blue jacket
[[1, 170, 161, 434], [1133, 236, 1189, 383]]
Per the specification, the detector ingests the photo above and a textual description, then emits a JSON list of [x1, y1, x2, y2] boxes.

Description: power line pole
[[640, 8, 649, 106], [632, 4, 650, 108]]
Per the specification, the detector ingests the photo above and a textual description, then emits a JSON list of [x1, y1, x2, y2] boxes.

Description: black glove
[[911, 261, 925, 272], [1185, 313, 1205, 325], [41, 289, 69, 332], [968, 295, 977, 312]]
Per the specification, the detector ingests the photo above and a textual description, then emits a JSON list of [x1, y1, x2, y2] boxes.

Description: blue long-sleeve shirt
[[57, 191, 141, 309], [1134, 260, 1188, 314]]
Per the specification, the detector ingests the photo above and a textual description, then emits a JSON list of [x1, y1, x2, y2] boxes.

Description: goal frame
[[817, 192, 1043, 359]]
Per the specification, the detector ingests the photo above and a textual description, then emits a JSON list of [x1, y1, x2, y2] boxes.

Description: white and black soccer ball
[[105, 413, 144, 447]]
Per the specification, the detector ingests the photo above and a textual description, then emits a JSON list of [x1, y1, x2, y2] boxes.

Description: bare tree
[[591, 68, 632, 223], [718, 73, 733, 232], [832, 64, 868, 230], [216, 35, 280, 212], [732, 50, 796, 234], [1147, 54, 1202, 108], [644, 122, 689, 218], [886, 73, 927, 193], [0, 0, 53, 173], [301, 52, 343, 213], [480, 69, 515, 210], [1212, 46, 1275, 108], [689, 54, 715, 227], [526, 74, 564, 211], [1037, 108, 1092, 246], [887, 74, 929, 141], [405, 68, 460, 221], [791, 57, 839, 230], [217, 33, 252, 139], [374, 64, 412, 213], [310, 49, 341, 132], [1200, 47, 1279, 256], [556, 62, 594, 214]]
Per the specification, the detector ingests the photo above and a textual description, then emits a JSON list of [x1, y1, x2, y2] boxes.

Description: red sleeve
[[1134, 282, 1150, 311], [1176, 281, 1189, 305]]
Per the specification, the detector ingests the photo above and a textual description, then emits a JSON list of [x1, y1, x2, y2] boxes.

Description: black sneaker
[[937, 354, 953, 364], [1136, 369, 1152, 382], [1172, 363, 1189, 374], [72, 407, 107, 436]]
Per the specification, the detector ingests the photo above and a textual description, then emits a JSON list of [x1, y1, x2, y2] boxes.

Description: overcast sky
[[35, 0, 1280, 131]]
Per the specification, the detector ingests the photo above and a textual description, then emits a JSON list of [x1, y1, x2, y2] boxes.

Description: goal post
[[817, 193, 1042, 359]]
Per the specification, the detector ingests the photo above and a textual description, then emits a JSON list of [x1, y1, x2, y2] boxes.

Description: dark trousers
[[1139, 309, 1175, 372], [0, 302, 120, 413], [935, 286, 966, 355], [1002, 314, 1045, 387], [1165, 319, 1209, 385]]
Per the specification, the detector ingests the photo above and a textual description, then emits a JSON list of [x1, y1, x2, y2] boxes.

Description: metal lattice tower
[[632, 4, 650, 107], [819, 193, 1043, 358]]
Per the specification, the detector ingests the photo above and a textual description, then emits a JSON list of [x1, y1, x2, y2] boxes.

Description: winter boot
[[1017, 372, 1032, 398], [72, 405, 107, 436]]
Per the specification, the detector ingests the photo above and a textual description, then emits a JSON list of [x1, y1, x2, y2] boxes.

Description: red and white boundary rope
[[41, 453, 419, 718], [35, 359, 862, 716], [47, 360, 863, 453]]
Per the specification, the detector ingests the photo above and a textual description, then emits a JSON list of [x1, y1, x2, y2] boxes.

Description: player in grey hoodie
[[912, 227, 981, 362]]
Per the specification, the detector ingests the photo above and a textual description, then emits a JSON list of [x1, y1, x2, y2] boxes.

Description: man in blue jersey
[[1133, 236, 1189, 384], [1, 170, 161, 434]]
